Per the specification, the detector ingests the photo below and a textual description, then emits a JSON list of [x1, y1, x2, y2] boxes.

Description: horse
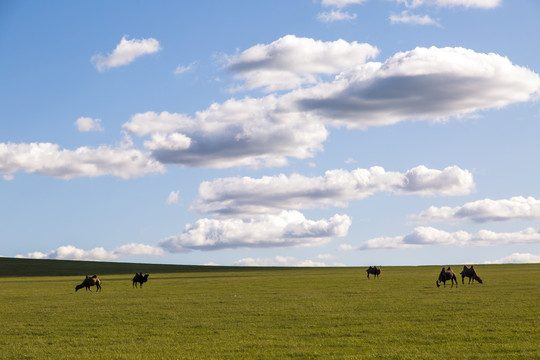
[[132, 273, 149, 288], [366, 266, 381, 279], [75, 275, 102, 292], [436, 267, 458, 288], [460, 265, 483, 284]]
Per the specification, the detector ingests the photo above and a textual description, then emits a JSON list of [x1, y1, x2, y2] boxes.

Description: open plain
[[0, 258, 538, 359]]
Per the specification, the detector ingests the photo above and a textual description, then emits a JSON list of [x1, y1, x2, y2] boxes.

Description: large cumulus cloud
[[225, 35, 379, 92], [193, 165, 474, 216], [123, 43, 540, 169], [123, 97, 328, 168], [158, 211, 352, 252], [295, 46, 540, 129]]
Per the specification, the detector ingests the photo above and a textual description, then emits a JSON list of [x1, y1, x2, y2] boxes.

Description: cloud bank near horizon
[[361, 226, 540, 250]]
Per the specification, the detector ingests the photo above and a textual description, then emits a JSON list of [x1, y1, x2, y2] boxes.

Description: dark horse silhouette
[[436, 267, 457, 288], [460, 265, 483, 284], [132, 273, 149, 288], [75, 275, 102, 292], [366, 266, 381, 279]]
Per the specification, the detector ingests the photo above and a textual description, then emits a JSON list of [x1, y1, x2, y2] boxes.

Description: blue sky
[[1, 0, 540, 266]]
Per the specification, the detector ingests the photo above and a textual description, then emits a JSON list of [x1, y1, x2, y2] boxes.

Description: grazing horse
[[436, 267, 458, 288], [460, 265, 483, 284], [366, 266, 381, 279], [132, 273, 149, 288], [75, 275, 102, 292]]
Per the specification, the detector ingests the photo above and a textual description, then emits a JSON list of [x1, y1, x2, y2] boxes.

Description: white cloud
[[123, 111, 194, 137], [123, 43, 539, 170], [318, 10, 358, 23], [158, 211, 351, 252], [225, 35, 379, 92], [321, 0, 366, 7], [0, 140, 165, 180], [294, 46, 540, 129], [123, 97, 328, 169], [389, 11, 439, 26], [174, 62, 195, 75], [144, 132, 192, 151], [362, 227, 540, 249], [16, 243, 165, 261], [91, 36, 161, 72], [193, 165, 474, 216], [166, 190, 180, 204], [234, 255, 328, 267], [393, 0, 501, 9], [414, 196, 540, 223], [485, 252, 540, 264], [75, 117, 104, 132], [338, 244, 355, 251], [317, 253, 338, 260]]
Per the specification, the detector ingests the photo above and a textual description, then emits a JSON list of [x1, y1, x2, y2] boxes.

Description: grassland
[[0, 258, 538, 359]]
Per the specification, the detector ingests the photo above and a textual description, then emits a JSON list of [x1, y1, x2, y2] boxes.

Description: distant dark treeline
[[0, 257, 270, 277]]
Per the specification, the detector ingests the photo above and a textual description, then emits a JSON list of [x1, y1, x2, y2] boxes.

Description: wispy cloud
[[321, 0, 366, 7], [166, 190, 180, 204], [392, 0, 502, 9], [234, 255, 329, 267], [318, 9, 358, 23], [389, 11, 440, 26], [174, 62, 196, 75], [91, 35, 161, 72]]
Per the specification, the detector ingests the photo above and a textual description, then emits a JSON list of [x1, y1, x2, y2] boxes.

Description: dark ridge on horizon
[[0, 257, 276, 277], [1, 257, 531, 278]]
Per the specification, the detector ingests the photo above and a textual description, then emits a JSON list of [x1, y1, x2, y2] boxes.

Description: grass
[[0, 258, 539, 359]]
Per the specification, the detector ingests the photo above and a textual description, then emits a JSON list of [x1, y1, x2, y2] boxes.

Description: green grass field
[[0, 258, 538, 359]]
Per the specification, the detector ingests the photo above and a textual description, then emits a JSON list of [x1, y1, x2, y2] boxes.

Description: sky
[[1, 0, 540, 267]]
